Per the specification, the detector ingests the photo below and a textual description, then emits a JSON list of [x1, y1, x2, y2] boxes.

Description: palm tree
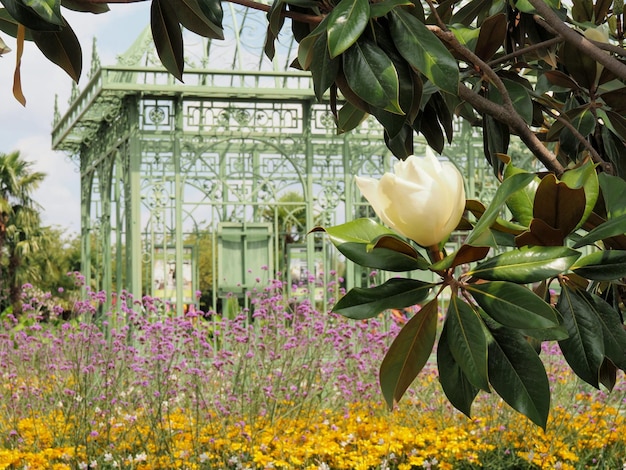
[[0, 151, 46, 313]]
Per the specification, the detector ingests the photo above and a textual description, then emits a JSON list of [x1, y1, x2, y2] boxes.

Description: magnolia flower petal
[[356, 151, 466, 247]]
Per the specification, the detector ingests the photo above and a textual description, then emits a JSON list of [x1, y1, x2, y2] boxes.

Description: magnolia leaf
[[603, 109, 626, 143], [465, 172, 536, 246], [415, 102, 445, 152], [515, 218, 565, 247], [369, 0, 412, 17], [445, 296, 489, 391], [573, 213, 626, 248], [311, 218, 428, 271], [559, 160, 599, 230], [32, 20, 82, 82], [468, 246, 580, 283], [332, 278, 434, 320], [546, 106, 596, 142], [560, 39, 598, 90], [2, 0, 61, 30], [533, 173, 586, 237], [474, 13, 506, 60], [197, 0, 223, 28], [12, 23, 25, 106], [489, 78, 533, 125], [571, 250, 626, 280], [450, 0, 491, 25], [390, 8, 459, 94], [343, 39, 403, 114], [599, 358, 617, 391], [503, 164, 539, 227], [467, 281, 560, 330], [487, 323, 551, 429], [430, 244, 490, 271], [437, 321, 479, 417], [557, 283, 605, 388], [380, 299, 438, 409], [599, 172, 626, 219], [311, 33, 340, 101], [577, 289, 626, 370], [151, 0, 184, 81], [61, 0, 109, 13], [175, 0, 224, 40], [482, 113, 509, 178], [337, 102, 368, 134], [326, 0, 369, 58], [543, 70, 581, 90], [0, 9, 35, 39]]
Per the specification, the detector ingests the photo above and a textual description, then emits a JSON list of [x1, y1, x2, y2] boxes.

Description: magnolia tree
[[2, 0, 626, 428]]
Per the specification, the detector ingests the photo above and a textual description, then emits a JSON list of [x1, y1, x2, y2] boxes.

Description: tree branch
[[428, 25, 566, 174], [458, 83, 566, 174], [529, 0, 626, 80]]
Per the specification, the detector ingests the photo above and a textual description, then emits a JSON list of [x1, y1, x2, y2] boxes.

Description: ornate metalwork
[[52, 5, 494, 314]]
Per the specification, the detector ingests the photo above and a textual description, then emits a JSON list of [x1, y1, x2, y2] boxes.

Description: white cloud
[[0, 3, 149, 233]]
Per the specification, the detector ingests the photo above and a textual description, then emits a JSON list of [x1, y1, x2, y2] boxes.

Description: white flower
[[355, 150, 465, 247]]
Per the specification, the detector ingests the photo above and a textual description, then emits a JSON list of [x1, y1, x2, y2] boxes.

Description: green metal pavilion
[[51, 4, 495, 314]]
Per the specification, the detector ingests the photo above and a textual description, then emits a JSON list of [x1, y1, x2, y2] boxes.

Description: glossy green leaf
[[311, 33, 340, 101], [467, 281, 560, 330], [450, 25, 480, 56], [465, 172, 536, 246], [561, 38, 599, 90], [603, 109, 626, 142], [559, 160, 599, 230], [369, 0, 412, 18], [445, 296, 489, 391], [430, 244, 490, 271], [380, 299, 438, 409], [311, 218, 428, 271], [546, 106, 596, 141], [571, 250, 626, 280], [599, 172, 626, 219], [151, 0, 184, 81], [31, 20, 81, 82], [332, 278, 434, 320], [437, 321, 479, 417], [61, 0, 109, 13], [175, 0, 223, 39], [573, 213, 626, 248], [450, 0, 491, 25], [0, 8, 34, 39], [23, 0, 62, 25], [575, 289, 626, 370], [557, 284, 605, 388], [489, 79, 533, 125], [2, 0, 61, 30], [390, 8, 459, 94], [487, 323, 550, 429], [326, 0, 369, 58], [337, 102, 368, 134], [343, 40, 403, 114], [503, 163, 539, 227], [267, 0, 284, 36], [468, 246, 580, 283], [197, 0, 223, 28], [474, 13, 506, 60], [482, 108, 508, 178]]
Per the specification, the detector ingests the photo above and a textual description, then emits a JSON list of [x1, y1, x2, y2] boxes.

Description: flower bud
[[355, 150, 466, 247]]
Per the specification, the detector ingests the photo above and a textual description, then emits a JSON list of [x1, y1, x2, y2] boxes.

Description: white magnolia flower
[[355, 150, 465, 247]]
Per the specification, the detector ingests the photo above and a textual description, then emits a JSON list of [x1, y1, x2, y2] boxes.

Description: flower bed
[[0, 282, 625, 469]]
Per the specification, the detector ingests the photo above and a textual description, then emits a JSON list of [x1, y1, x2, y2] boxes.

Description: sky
[[0, 2, 150, 235]]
